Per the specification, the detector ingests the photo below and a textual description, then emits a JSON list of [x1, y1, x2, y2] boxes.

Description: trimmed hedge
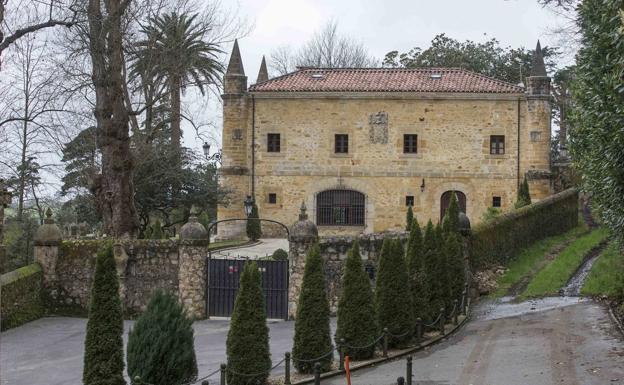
[[0, 263, 44, 330], [470, 188, 579, 270]]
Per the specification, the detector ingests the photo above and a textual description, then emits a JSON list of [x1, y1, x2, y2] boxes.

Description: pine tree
[[335, 241, 377, 359], [515, 176, 532, 208], [226, 262, 271, 385], [442, 192, 460, 234], [127, 290, 197, 385], [406, 205, 414, 231], [246, 203, 262, 241], [375, 238, 413, 348], [293, 244, 333, 373], [83, 242, 126, 385], [405, 220, 430, 322]]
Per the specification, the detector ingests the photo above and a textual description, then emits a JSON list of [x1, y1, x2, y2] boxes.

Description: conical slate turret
[[530, 40, 547, 77], [256, 56, 269, 83], [226, 39, 245, 76]]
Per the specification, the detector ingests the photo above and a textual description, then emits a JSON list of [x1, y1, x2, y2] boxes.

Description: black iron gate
[[207, 258, 289, 320]]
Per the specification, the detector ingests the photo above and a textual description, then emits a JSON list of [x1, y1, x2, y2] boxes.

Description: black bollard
[[406, 356, 413, 385], [439, 307, 446, 336], [314, 362, 321, 385], [220, 363, 226, 385], [461, 289, 467, 315], [453, 299, 459, 325], [416, 318, 423, 342], [383, 327, 389, 357], [397, 376, 405, 385], [285, 352, 291, 385]]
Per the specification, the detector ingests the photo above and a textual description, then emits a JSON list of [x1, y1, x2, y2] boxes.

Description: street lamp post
[[202, 142, 222, 165], [244, 195, 254, 217]]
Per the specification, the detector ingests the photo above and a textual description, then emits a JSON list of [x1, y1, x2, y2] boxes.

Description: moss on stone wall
[[1, 263, 44, 330]]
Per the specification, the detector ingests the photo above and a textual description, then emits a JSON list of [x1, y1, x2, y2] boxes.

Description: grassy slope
[[581, 241, 624, 297], [520, 227, 610, 299], [492, 225, 588, 298]]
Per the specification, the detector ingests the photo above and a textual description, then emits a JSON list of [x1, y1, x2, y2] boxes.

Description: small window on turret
[[530, 131, 542, 142], [267, 133, 280, 152]]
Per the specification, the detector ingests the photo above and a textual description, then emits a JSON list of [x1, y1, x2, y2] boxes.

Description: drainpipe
[[517, 98, 521, 190], [251, 95, 256, 200]]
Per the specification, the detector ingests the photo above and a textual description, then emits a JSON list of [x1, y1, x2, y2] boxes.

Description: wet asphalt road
[[324, 297, 624, 385]]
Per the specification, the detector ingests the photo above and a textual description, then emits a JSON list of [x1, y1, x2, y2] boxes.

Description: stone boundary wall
[[45, 240, 181, 317], [1, 263, 44, 330]]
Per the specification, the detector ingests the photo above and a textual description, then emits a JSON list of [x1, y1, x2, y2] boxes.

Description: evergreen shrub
[[272, 248, 289, 261], [83, 242, 125, 385], [335, 241, 377, 359], [127, 290, 197, 385], [406, 205, 414, 231], [226, 262, 271, 385], [405, 221, 430, 322], [246, 204, 262, 241], [375, 239, 413, 347], [292, 244, 333, 373]]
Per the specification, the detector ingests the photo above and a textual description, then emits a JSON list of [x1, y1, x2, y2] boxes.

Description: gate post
[[288, 202, 318, 319], [179, 206, 210, 319]]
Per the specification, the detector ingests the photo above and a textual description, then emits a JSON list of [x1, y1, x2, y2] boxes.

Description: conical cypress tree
[[246, 203, 262, 241], [442, 193, 460, 234], [423, 221, 443, 322], [375, 238, 413, 348], [406, 220, 429, 322], [444, 231, 465, 308], [127, 290, 197, 385], [434, 223, 451, 311], [406, 205, 414, 231], [150, 219, 164, 239], [293, 244, 333, 373], [83, 242, 125, 385], [515, 176, 532, 208], [335, 241, 377, 359], [226, 262, 271, 385]]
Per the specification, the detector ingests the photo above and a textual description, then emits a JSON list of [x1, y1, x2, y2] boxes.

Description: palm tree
[[132, 12, 223, 154]]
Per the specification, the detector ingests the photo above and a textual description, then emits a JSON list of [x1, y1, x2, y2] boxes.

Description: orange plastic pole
[[345, 355, 351, 385]]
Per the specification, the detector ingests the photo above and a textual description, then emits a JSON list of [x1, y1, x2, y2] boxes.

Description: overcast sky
[[191, 0, 568, 154]]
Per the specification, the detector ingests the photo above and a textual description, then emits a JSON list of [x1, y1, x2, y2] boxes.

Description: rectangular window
[[335, 134, 349, 154], [406, 196, 414, 206], [267, 133, 280, 152], [403, 134, 418, 154], [490, 135, 505, 155], [268, 193, 277, 204], [493, 196, 502, 207]]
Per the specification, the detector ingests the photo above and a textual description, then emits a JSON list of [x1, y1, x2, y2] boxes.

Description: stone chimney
[[256, 55, 269, 84]]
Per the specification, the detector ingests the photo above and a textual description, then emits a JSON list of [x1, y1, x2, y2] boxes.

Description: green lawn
[[520, 227, 610, 299], [492, 225, 589, 297], [581, 241, 624, 297]]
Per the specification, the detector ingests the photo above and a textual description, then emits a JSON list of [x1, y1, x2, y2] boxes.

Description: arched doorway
[[441, 191, 466, 222], [316, 189, 366, 226]]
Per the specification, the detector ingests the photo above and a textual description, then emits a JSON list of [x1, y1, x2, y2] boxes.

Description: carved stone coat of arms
[[369, 111, 388, 144]]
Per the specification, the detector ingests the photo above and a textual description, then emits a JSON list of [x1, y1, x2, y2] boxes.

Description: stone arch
[[431, 180, 474, 223], [440, 190, 467, 222]]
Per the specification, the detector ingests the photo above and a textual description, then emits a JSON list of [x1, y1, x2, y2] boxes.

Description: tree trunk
[[88, 0, 138, 238], [170, 74, 181, 154]]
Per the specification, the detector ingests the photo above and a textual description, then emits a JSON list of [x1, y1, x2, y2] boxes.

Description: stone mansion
[[217, 40, 552, 239]]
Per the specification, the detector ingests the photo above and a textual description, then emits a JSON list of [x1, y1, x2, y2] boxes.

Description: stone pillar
[[178, 206, 209, 319], [288, 202, 318, 319], [33, 208, 62, 299], [0, 179, 12, 274], [113, 243, 129, 309]]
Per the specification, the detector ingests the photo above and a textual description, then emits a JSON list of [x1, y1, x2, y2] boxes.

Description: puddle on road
[[473, 296, 588, 321]]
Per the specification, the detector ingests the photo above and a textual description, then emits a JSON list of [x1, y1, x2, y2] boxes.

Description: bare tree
[[87, 0, 138, 238], [0, 0, 78, 70], [269, 20, 377, 76]]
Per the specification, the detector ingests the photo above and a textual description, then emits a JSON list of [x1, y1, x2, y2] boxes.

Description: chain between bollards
[[382, 327, 389, 357], [285, 352, 291, 385], [406, 355, 413, 385], [313, 362, 321, 385], [439, 307, 446, 336], [219, 363, 226, 385]]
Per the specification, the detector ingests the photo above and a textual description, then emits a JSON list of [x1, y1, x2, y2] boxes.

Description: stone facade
[[217, 41, 553, 239], [34, 213, 210, 319]]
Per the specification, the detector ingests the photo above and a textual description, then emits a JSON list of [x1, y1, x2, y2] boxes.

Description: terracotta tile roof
[[249, 67, 524, 94]]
